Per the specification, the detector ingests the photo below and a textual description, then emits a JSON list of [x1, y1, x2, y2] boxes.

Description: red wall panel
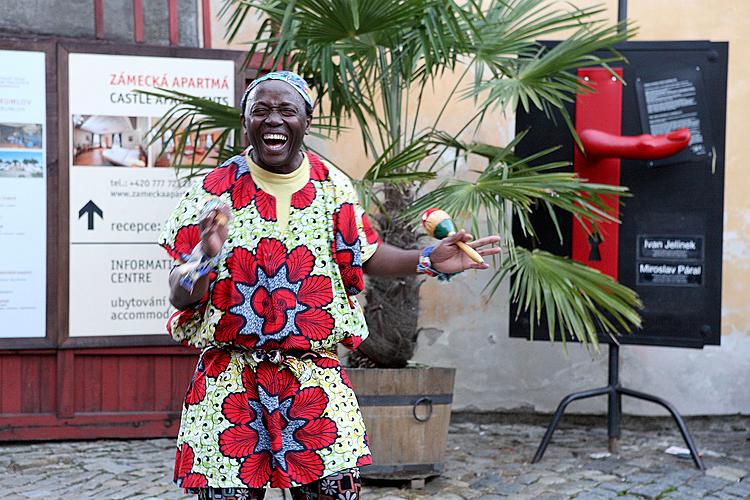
[[0, 347, 197, 441], [72, 354, 189, 414], [1, 355, 22, 414], [1, 354, 57, 415]]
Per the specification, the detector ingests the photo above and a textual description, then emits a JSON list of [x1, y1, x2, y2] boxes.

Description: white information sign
[[68, 53, 234, 337], [0, 50, 46, 338]]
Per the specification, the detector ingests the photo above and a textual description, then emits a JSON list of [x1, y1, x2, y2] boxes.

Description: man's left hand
[[430, 230, 502, 275]]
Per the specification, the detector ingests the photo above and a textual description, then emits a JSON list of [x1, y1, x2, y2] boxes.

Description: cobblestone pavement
[[0, 416, 748, 499]]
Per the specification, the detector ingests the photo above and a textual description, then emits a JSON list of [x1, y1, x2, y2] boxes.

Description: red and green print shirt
[[159, 152, 380, 490]]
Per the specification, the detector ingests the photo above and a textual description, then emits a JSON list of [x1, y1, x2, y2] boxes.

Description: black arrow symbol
[[79, 200, 103, 230]]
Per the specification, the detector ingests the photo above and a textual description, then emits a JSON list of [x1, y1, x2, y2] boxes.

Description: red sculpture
[[579, 128, 691, 160]]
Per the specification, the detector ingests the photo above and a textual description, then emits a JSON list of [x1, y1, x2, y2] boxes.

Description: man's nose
[[265, 110, 283, 126]]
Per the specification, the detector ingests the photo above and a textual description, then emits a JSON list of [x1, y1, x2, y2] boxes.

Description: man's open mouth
[[262, 133, 288, 151]]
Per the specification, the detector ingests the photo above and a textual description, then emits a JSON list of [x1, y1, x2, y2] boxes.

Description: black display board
[[509, 41, 728, 348]]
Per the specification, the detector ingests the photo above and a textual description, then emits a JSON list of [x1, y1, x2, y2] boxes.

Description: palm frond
[[496, 247, 642, 348], [404, 133, 628, 243], [137, 88, 243, 175], [471, 18, 635, 117], [219, 0, 479, 151], [362, 135, 436, 182], [357, 135, 438, 208]]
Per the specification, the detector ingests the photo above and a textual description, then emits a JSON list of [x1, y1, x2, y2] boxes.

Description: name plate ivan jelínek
[[636, 236, 704, 287]]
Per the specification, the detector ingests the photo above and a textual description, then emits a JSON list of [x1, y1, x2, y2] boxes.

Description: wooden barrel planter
[[346, 367, 456, 480]]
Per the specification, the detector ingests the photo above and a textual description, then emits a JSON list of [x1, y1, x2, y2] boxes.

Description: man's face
[[242, 80, 311, 171]]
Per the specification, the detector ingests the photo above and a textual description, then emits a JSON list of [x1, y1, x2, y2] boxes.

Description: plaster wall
[[208, 1, 750, 415]]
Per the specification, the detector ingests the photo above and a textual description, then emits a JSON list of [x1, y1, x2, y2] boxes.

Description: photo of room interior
[[0, 123, 43, 149], [72, 115, 148, 167]]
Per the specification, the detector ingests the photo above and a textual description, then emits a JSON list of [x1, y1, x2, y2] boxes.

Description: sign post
[[0, 38, 249, 441], [0, 49, 47, 339], [66, 52, 235, 339]]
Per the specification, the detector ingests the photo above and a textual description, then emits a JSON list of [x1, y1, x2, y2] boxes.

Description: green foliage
[[501, 248, 642, 346], [140, 89, 243, 174], [405, 130, 628, 240], [148, 0, 643, 351]]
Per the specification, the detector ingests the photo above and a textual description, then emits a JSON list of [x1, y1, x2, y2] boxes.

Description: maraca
[[200, 196, 229, 226], [421, 208, 484, 264]]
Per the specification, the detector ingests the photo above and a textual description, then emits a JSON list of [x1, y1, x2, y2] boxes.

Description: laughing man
[[160, 71, 500, 499]]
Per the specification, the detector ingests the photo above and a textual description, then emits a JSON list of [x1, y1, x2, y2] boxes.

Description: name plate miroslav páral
[[636, 236, 704, 286]]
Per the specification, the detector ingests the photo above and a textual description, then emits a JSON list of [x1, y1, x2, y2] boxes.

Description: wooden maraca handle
[[454, 239, 484, 264], [215, 213, 228, 226]]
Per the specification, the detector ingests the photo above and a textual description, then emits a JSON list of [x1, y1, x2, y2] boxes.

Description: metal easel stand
[[531, 343, 705, 470]]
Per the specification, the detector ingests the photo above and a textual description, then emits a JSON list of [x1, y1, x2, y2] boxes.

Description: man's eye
[[252, 108, 268, 116], [281, 109, 297, 117]]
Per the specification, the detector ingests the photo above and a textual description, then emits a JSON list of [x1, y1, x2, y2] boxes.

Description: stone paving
[[0, 415, 748, 499]]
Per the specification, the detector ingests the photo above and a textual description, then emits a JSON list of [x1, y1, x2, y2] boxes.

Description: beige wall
[[207, 0, 750, 414], [208, 0, 262, 50]]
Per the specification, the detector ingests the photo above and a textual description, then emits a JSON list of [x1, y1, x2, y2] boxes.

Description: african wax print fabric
[[192, 467, 361, 499], [159, 152, 380, 491]]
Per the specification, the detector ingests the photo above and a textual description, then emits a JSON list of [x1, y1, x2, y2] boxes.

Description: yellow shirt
[[246, 152, 310, 231]]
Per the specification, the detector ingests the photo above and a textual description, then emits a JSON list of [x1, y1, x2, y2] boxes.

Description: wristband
[[416, 246, 458, 282], [178, 243, 223, 292], [178, 197, 231, 293]]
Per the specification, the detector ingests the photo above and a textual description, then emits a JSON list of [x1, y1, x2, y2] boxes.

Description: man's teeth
[[263, 133, 287, 141]]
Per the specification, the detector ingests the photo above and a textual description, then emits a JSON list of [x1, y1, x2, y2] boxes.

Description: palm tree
[[144, 0, 641, 367]]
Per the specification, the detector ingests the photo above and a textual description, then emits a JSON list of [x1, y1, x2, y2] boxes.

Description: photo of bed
[[71, 115, 148, 167]]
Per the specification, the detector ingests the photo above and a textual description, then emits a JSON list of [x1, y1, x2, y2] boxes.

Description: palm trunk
[[350, 184, 421, 368], [348, 58, 422, 368]]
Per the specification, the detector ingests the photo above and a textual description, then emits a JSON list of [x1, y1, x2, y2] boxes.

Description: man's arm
[[362, 243, 420, 277], [363, 230, 501, 277], [169, 268, 210, 310]]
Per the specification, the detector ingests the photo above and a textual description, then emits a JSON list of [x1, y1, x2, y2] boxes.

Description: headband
[[240, 71, 314, 112]]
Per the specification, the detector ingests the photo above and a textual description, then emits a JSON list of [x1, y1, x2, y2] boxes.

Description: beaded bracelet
[[177, 197, 232, 293], [178, 243, 224, 293], [416, 246, 459, 282]]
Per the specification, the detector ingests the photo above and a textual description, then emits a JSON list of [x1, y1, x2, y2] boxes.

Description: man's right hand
[[169, 204, 230, 310], [200, 208, 229, 257]]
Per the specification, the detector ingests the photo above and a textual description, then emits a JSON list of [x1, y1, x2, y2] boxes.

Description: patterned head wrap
[[240, 70, 314, 115]]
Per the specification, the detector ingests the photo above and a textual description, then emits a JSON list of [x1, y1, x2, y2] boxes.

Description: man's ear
[[240, 115, 247, 135], [304, 115, 312, 135]]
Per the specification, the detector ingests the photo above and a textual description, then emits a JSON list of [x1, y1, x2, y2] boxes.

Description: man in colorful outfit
[[160, 71, 500, 499]]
